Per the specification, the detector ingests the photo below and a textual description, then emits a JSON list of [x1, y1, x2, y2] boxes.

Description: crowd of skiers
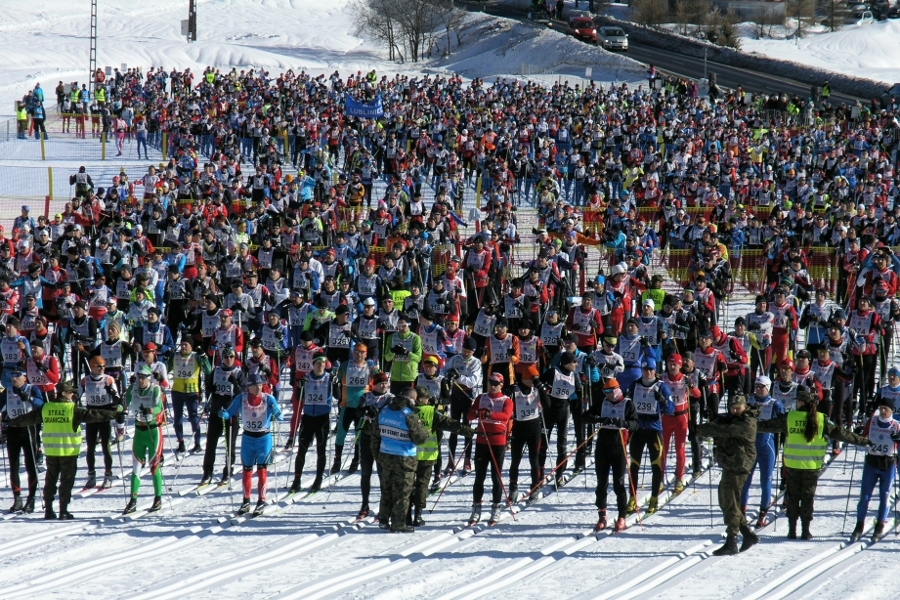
[[0, 66, 898, 545]]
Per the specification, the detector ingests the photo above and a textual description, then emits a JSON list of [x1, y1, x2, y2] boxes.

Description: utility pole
[[182, 0, 197, 41], [89, 0, 98, 92]]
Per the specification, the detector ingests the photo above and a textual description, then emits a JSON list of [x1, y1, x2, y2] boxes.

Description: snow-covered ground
[[0, 1, 898, 598]]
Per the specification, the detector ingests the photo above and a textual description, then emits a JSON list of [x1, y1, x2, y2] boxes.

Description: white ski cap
[[756, 375, 772, 388]]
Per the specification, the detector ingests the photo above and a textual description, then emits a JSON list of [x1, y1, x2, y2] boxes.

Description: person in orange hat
[[585, 377, 638, 532]]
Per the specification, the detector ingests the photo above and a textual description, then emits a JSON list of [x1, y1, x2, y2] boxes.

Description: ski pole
[[1, 441, 8, 487], [25, 425, 45, 510], [271, 418, 280, 503], [620, 429, 644, 531], [115, 435, 128, 499], [538, 407, 559, 502], [708, 438, 715, 528], [479, 419, 516, 521], [523, 427, 600, 501], [323, 422, 359, 507], [223, 417, 235, 509], [841, 444, 860, 534], [429, 437, 471, 514]]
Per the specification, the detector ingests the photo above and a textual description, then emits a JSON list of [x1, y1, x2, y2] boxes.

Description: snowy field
[[0, 1, 898, 599]]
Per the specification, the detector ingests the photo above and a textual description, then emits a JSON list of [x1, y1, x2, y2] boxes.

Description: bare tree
[[674, 0, 711, 36], [752, 6, 786, 39], [350, 0, 403, 61], [787, 0, 817, 38], [632, 0, 670, 27], [819, 0, 848, 31]]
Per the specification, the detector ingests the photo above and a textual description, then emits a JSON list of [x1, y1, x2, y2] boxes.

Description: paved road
[[458, 1, 865, 104]]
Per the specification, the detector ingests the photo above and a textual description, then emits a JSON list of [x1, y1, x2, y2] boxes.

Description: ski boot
[[44, 506, 57, 520], [674, 479, 686, 494], [468, 502, 482, 526], [740, 524, 759, 552], [755, 508, 769, 529], [199, 472, 213, 487], [254, 499, 267, 515], [850, 520, 864, 542], [801, 520, 813, 540], [356, 504, 370, 520], [58, 504, 73, 520], [309, 476, 323, 494], [9, 495, 24, 513], [626, 495, 638, 514], [149, 496, 163, 513], [787, 518, 798, 539], [873, 521, 886, 541], [85, 471, 97, 489], [191, 440, 203, 453], [614, 517, 627, 533], [488, 502, 503, 525], [330, 457, 342, 476], [463, 460, 473, 476], [594, 510, 608, 532], [237, 498, 252, 515], [123, 497, 138, 515], [348, 457, 359, 473], [218, 467, 232, 486], [412, 507, 426, 527], [289, 477, 303, 494], [176, 439, 186, 454], [442, 459, 454, 477], [283, 436, 294, 451], [647, 496, 659, 514], [101, 472, 114, 489], [712, 533, 739, 556], [23, 496, 35, 514]]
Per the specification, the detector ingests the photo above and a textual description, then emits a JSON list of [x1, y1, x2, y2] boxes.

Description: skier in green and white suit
[[123, 365, 166, 514]]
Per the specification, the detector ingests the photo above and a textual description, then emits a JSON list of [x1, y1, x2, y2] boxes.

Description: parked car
[[598, 26, 629, 51], [567, 17, 598, 44], [857, 9, 875, 24]]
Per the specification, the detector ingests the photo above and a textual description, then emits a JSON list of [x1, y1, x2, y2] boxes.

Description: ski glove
[[218, 409, 230, 420]]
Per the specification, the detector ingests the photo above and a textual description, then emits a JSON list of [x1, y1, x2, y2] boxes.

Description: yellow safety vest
[[96, 88, 106, 103], [416, 405, 438, 462], [783, 410, 827, 470], [16, 107, 28, 121], [41, 402, 82, 457]]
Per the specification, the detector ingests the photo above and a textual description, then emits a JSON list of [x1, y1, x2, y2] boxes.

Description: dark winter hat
[[728, 394, 747, 408], [334, 304, 350, 316], [463, 337, 478, 351], [560, 351, 577, 366], [246, 373, 265, 386]]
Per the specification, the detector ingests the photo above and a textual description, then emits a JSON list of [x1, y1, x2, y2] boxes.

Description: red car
[[567, 17, 598, 44]]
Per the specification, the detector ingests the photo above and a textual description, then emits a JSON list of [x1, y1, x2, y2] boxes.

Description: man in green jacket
[[697, 394, 760, 555], [8, 381, 122, 519], [384, 315, 422, 394], [123, 365, 166, 515]]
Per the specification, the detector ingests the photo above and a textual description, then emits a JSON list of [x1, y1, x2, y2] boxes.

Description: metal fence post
[[40, 131, 46, 160], [47, 167, 54, 200], [102, 131, 107, 160], [162, 132, 168, 161]]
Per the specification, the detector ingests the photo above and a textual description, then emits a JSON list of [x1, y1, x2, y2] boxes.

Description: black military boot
[[739, 524, 759, 552], [59, 503, 74, 520], [712, 533, 739, 556], [801, 520, 813, 540], [787, 518, 798, 539], [413, 507, 426, 527]]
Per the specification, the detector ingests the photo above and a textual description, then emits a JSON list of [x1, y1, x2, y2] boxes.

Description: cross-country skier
[[219, 373, 283, 514], [123, 365, 166, 514]]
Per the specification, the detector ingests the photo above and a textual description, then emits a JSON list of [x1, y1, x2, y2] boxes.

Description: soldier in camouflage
[[371, 387, 429, 532], [697, 393, 759, 555]]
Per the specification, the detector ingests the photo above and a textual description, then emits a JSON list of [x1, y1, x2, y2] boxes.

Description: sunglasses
[[489, 380, 502, 386]]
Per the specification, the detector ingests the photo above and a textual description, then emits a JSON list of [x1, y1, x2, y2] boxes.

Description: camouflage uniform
[[371, 394, 429, 530], [697, 404, 759, 538]]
